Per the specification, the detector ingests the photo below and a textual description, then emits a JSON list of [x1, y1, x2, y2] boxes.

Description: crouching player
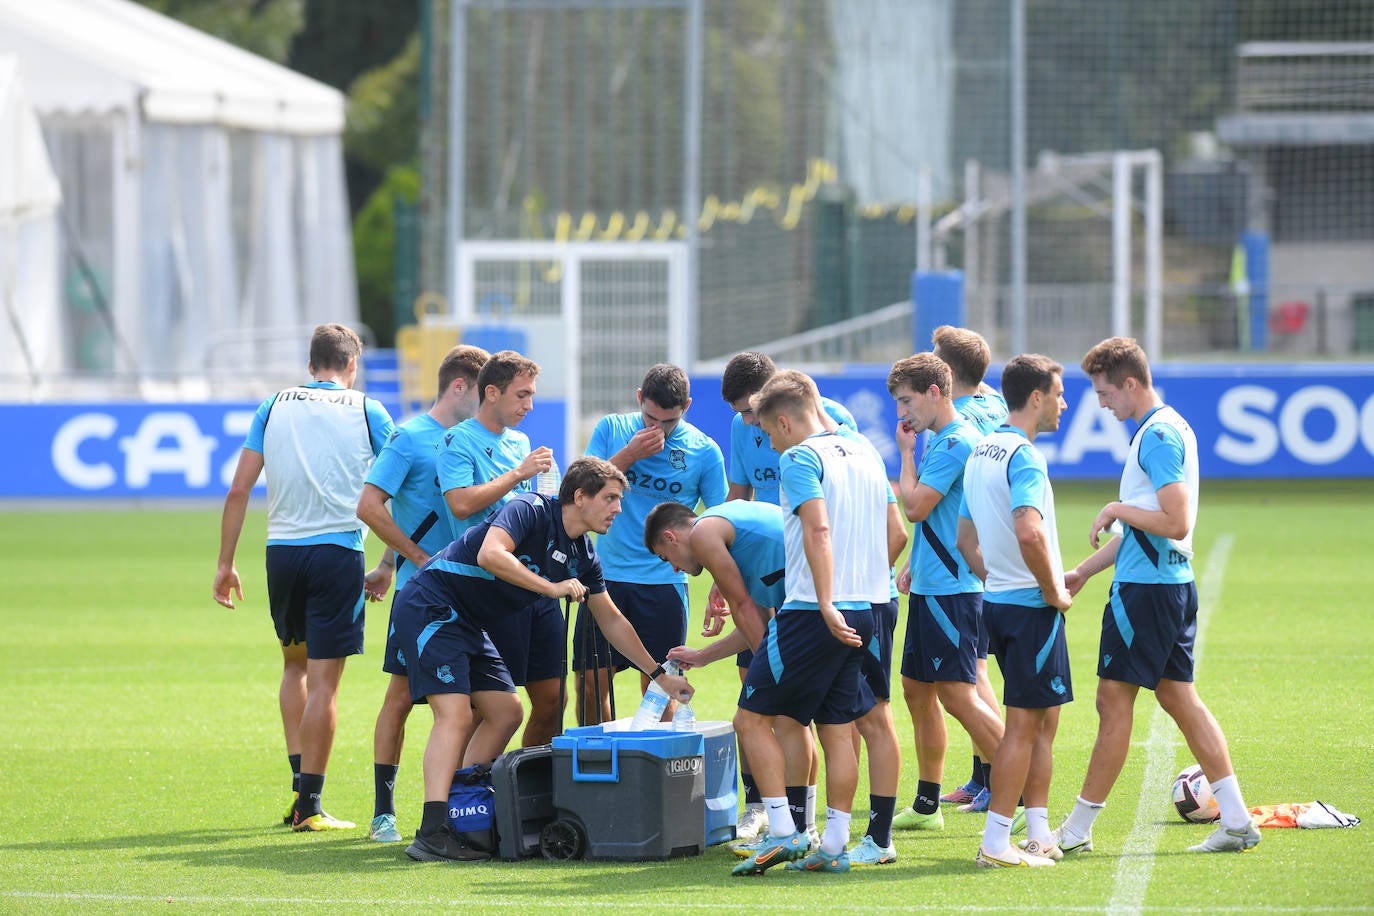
[[393, 456, 693, 862]]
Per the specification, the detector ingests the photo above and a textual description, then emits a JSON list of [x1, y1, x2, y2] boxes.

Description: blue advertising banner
[[686, 363, 1374, 481], [2, 365, 1371, 499], [0, 400, 566, 499]]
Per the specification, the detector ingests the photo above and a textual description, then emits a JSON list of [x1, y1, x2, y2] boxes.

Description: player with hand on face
[[925, 325, 1009, 810], [1054, 337, 1259, 856], [889, 353, 1004, 835], [575, 364, 727, 725]]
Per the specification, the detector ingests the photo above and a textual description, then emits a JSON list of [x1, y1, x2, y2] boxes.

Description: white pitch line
[[1105, 533, 1233, 916], [1, 891, 1368, 913]]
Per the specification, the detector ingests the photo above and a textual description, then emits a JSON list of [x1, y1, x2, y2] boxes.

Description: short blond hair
[[932, 325, 991, 388], [752, 369, 820, 423]]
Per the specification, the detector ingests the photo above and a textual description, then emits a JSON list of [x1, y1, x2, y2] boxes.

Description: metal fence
[[418, 1, 1374, 365]]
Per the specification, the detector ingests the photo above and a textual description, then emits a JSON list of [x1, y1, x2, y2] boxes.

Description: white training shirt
[[256, 384, 386, 545]]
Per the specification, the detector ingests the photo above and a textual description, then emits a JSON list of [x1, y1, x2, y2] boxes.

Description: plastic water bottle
[[672, 698, 697, 732], [629, 660, 680, 730], [535, 458, 561, 497]]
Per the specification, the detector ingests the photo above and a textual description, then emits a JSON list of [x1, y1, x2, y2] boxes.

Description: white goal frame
[[454, 240, 689, 462]]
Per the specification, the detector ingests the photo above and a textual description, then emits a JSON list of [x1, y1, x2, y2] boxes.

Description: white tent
[[0, 0, 355, 391], [0, 54, 62, 382]]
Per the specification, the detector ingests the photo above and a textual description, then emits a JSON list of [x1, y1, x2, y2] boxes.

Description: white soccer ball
[[1171, 763, 1221, 823]]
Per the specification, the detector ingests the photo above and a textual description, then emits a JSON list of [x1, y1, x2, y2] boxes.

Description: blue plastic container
[[551, 726, 704, 860]]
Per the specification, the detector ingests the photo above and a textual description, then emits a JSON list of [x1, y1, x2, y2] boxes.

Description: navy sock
[[971, 755, 985, 788], [296, 773, 325, 818], [914, 779, 940, 815], [288, 754, 302, 793], [785, 785, 808, 834], [374, 763, 399, 820], [420, 800, 448, 836], [741, 771, 761, 805], [867, 795, 897, 847], [981, 761, 993, 791]]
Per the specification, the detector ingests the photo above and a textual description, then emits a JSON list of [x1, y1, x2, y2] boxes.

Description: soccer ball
[[1171, 763, 1221, 823]]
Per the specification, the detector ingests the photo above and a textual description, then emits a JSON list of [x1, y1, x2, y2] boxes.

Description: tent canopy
[[0, 55, 60, 223], [0, 0, 355, 389], [0, 0, 343, 134]]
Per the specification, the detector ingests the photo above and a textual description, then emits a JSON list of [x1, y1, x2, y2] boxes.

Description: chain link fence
[[419, 0, 1374, 365]]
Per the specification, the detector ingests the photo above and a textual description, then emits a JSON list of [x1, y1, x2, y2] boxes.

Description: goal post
[[454, 240, 689, 463]]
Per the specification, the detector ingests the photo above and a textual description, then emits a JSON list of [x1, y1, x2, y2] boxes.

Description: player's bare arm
[[798, 498, 861, 647], [1012, 504, 1072, 610], [669, 628, 751, 670], [1065, 538, 1120, 597], [608, 426, 664, 470], [692, 519, 769, 649], [444, 447, 553, 520], [475, 525, 582, 600], [213, 447, 264, 609], [358, 482, 429, 568], [1093, 481, 1191, 547], [887, 499, 910, 565], [956, 515, 987, 582], [587, 591, 694, 701]]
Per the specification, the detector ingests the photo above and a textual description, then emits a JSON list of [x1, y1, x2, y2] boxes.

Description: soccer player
[[356, 344, 488, 843], [929, 324, 1008, 810], [1054, 337, 1259, 855], [213, 323, 394, 832], [648, 500, 821, 849], [888, 353, 1004, 834], [574, 363, 727, 724], [720, 351, 857, 504], [394, 457, 693, 863], [933, 324, 1009, 437], [437, 351, 564, 748], [730, 370, 893, 876], [956, 354, 1072, 868], [716, 351, 857, 840]]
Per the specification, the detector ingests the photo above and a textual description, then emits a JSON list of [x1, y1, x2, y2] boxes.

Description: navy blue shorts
[[485, 597, 566, 685], [393, 590, 515, 702], [1098, 581, 1198, 689], [984, 599, 1073, 709], [382, 603, 409, 677], [738, 606, 876, 726], [265, 544, 365, 659], [572, 581, 686, 672], [901, 592, 981, 684], [976, 599, 990, 659], [860, 598, 899, 700]]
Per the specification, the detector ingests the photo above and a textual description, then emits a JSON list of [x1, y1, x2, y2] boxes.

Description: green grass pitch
[[1, 479, 1372, 912]]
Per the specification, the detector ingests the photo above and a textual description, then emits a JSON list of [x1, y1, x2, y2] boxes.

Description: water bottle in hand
[[629, 659, 680, 730], [535, 458, 562, 496]]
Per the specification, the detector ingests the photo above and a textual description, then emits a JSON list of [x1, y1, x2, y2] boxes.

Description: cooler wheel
[[539, 818, 586, 860]]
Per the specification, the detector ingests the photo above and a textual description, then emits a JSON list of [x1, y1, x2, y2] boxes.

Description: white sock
[[1025, 806, 1051, 843], [821, 807, 851, 855], [1063, 795, 1105, 839], [764, 796, 794, 838], [982, 810, 1013, 853], [806, 784, 818, 830], [1208, 775, 1251, 830]]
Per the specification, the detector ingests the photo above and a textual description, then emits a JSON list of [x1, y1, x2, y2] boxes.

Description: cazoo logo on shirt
[[625, 469, 683, 495]]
